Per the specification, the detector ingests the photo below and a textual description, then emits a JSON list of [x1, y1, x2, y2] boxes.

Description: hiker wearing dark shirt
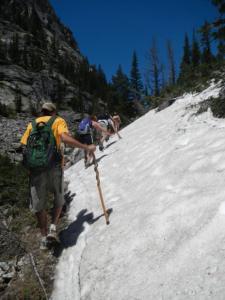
[[76, 114, 111, 167]]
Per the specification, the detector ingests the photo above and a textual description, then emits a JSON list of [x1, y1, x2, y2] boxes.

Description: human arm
[[61, 132, 96, 152], [20, 123, 32, 145], [92, 121, 112, 135], [109, 119, 116, 133]]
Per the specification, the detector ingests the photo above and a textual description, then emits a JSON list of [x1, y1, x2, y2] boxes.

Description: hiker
[[97, 113, 118, 148], [20, 102, 96, 250], [112, 112, 122, 139], [76, 114, 111, 166]]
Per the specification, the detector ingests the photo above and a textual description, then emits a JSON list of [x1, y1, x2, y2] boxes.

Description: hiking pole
[[93, 154, 110, 225]]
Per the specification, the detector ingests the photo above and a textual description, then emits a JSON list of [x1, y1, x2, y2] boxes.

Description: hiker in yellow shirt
[[21, 102, 96, 250]]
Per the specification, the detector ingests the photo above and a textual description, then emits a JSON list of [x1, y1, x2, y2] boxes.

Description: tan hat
[[41, 102, 56, 112]]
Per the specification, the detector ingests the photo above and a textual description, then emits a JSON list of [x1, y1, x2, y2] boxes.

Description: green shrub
[[210, 96, 225, 118], [0, 154, 29, 207]]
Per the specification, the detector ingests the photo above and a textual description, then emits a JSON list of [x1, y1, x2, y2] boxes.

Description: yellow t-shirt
[[20, 116, 69, 148]]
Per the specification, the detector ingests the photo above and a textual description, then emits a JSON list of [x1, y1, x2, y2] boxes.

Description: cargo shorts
[[29, 164, 64, 213]]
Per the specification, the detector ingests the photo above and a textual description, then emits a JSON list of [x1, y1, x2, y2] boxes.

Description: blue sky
[[50, 0, 218, 83]]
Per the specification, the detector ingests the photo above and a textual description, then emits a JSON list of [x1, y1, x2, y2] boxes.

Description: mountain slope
[[52, 81, 225, 300], [0, 0, 88, 112]]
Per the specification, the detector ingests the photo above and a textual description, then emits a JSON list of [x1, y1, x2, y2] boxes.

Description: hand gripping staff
[[93, 155, 110, 225]]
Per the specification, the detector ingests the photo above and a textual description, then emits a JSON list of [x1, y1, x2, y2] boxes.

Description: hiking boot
[[40, 236, 48, 250], [47, 224, 57, 241], [85, 161, 93, 168], [99, 145, 104, 151]]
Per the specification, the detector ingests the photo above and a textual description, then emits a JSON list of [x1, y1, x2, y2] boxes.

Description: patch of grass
[[13, 265, 47, 300], [0, 154, 36, 233], [0, 155, 29, 207]]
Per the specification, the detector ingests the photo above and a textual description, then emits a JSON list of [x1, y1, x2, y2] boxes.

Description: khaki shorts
[[29, 165, 64, 213]]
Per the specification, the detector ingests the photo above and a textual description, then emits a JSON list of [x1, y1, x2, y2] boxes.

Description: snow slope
[[51, 82, 225, 300]]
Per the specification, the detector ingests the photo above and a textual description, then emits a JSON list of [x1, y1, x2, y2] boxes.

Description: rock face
[[0, 0, 93, 112]]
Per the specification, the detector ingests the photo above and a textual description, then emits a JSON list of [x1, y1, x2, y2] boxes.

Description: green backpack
[[23, 116, 61, 170]]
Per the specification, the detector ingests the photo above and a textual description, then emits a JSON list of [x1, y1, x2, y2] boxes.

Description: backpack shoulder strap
[[46, 115, 58, 128], [31, 119, 37, 131]]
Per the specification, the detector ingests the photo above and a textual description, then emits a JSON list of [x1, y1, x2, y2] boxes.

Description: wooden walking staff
[[93, 155, 110, 225]]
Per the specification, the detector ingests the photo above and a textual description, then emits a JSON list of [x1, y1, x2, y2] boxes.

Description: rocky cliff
[[0, 0, 96, 113]]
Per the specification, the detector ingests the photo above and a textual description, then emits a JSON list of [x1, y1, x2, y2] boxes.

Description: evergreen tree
[[111, 65, 135, 117], [55, 77, 66, 108], [182, 33, 191, 65], [9, 33, 20, 63], [160, 64, 166, 90], [36, 28, 48, 50], [77, 57, 90, 91], [191, 30, 201, 67], [217, 40, 225, 61], [130, 51, 143, 99], [167, 40, 176, 85], [87, 65, 99, 95], [31, 50, 43, 71], [0, 38, 5, 60], [200, 21, 213, 65], [178, 34, 192, 85], [96, 65, 108, 99], [25, 34, 32, 47], [51, 35, 59, 58], [147, 39, 161, 96], [15, 85, 22, 113], [112, 65, 130, 100], [211, 0, 225, 60], [22, 44, 29, 69]]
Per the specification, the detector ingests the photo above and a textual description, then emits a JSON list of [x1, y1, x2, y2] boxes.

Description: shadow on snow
[[52, 208, 113, 257]]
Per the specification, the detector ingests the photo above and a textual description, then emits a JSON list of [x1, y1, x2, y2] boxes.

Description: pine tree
[[31, 50, 43, 71], [51, 35, 59, 57], [112, 65, 130, 100], [178, 33, 192, 85], [191, 30, 201, 67], [22, 44, 29, 69], [36, 28, 48, 50], [0, 38, 5, 60], [55, 77, 66, 108], [217, 40, 225, 61], [160, 64, 166, 90], [15, 85, 22, 113], [182, 34, 191, 65], [96, 65, 108, 99], [200, 21, 213, 65], [211, 0, 225, 60], [111, 65, 135, 117], [77, 57, 90, 91], [146, 39, 161, 97], [130, 51, 143, 99], [167, 40, 176, 85], [9, 33, 20, 63]]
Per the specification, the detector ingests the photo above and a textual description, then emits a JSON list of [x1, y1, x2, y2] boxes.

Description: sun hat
[[41, 102, 56, 112]]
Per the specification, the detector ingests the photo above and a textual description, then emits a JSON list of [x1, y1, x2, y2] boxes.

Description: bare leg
[[52, 206, 63, 225], [100, 132, 108, 145], [117, 132, 122, 139], [84, 150, 87, 162], [36, 210, 48, 236], [115, 123, 122, 139], [87, 149, 95, 163]]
